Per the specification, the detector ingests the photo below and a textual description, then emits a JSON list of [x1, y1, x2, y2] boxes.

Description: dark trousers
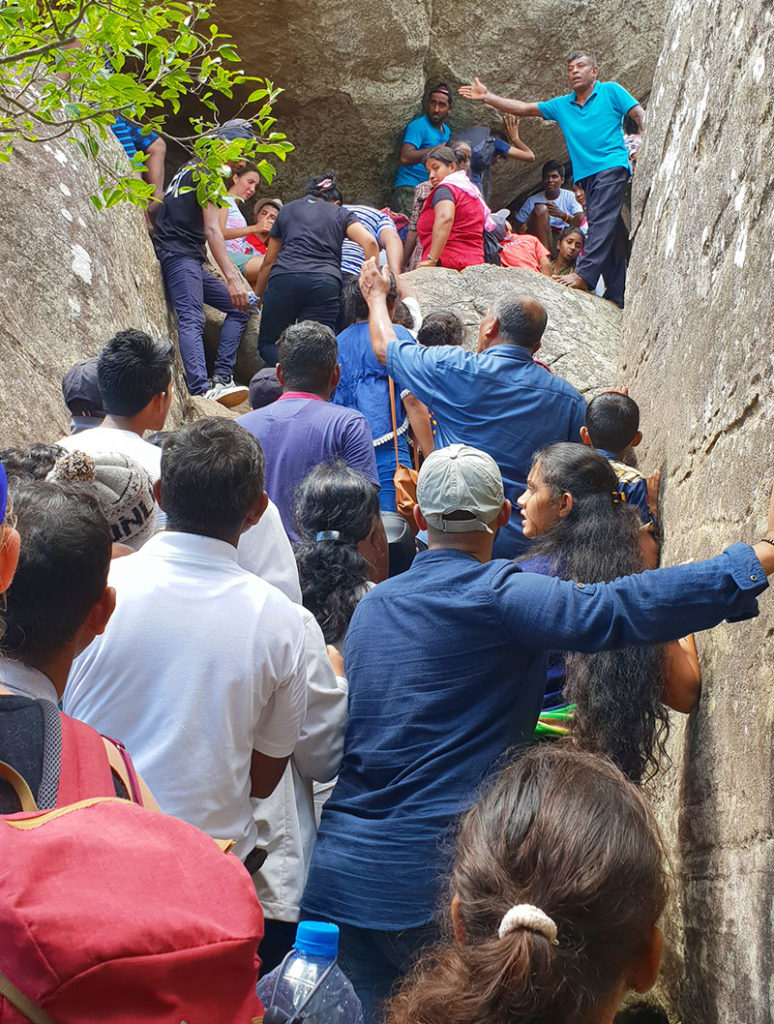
[[576, 165, 630, 308], [258, 919, 298, 978], [257, 272, 341, 366], [335, 920, 439, 1024], [159, 253, 248, 394]]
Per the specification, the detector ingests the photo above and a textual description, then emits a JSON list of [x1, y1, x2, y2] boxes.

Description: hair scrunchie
[[497, 904, 559, 945]]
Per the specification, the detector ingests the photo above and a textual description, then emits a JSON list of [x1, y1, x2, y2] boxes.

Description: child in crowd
[[550, 226, 585, 277], [386, 744, 666, 1024], [581, 391, 659, 534]]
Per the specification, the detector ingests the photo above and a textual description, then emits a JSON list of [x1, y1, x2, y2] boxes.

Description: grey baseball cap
[[417, 444, 504, 534]]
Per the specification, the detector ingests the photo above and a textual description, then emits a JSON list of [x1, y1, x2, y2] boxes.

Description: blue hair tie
[[316, 530, 341, 542]]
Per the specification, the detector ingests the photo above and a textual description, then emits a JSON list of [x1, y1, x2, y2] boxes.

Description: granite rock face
[[404, 264, 623, 396], [620, 2, 774, 1021], [0, 135, 244, 446], [209, 0, 665, 208]]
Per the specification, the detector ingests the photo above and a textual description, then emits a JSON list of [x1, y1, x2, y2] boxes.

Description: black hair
[[623, 113, 640, 135], [559, 225, 584, 243], [160, 418, 265, 539], [97, 330, 174, 418], [541, 159, 565, 178], [522, 443, 668, 782], [387, 745, 667, 1024], [3, 481, 111, 659], [0, 444, 65, 482], [424, 145, 458, 168], [277, 321, 338, 394], [490, 294, 547, 351], [392, 300, 415, 330], [585, 392, 641, 453], [306, 172, 343, 204], [426, 82, 453, 108], [417, 311, 465, 348], [341, 275, 398, 326], [567, 49, 597, 66], [294, 461, 380, 644]]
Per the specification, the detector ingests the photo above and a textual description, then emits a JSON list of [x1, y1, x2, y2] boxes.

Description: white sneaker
[[203, 376, 249, 408]]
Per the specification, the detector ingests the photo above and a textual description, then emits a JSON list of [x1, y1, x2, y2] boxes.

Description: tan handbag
[[388, 376, 419, 533]]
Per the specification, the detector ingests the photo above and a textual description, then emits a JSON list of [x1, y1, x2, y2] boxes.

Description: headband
[[498, 904, 559, 945]]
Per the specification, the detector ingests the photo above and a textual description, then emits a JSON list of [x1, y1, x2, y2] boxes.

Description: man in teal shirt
[[392, 83, 452, 215], [461, 51, 645, 307]]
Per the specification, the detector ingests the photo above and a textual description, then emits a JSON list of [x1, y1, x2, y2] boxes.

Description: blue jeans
[[159, 253, 249, 395], [335, 921, 439, 1024]]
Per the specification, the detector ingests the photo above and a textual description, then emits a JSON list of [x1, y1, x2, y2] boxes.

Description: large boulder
[[0, 135, 248, 447], [204, 0, 665, 208], [620, 2, 774, 1021], [404, 264, 623, 395]]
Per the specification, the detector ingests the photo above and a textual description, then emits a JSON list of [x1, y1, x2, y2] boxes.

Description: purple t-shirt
[[237, 396, 379, 541]]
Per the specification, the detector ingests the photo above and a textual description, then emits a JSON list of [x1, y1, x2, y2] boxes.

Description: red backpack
[[0, 763, 264, 1024]]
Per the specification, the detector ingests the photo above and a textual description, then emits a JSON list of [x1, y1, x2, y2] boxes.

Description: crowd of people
[[0, 46, 764, 1024]]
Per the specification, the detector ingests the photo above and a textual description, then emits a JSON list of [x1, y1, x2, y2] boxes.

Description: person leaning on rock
[[392, 83, 453, 216], [461, 50, 645, 307]]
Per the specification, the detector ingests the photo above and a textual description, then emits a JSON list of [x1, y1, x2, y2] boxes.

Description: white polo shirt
[[64, 531, 307, 860]]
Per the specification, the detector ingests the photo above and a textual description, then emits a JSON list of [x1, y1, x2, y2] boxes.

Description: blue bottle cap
[[294, 921, 339, 959]]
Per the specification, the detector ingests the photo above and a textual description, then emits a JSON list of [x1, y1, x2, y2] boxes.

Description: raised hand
[[459, 77, 489, 102]]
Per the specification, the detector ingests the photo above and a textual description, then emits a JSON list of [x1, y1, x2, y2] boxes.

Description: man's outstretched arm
[[459, 77, 543, 119]]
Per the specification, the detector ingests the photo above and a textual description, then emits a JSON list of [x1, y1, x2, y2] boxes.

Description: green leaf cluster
[[0, 0, 293, 209]]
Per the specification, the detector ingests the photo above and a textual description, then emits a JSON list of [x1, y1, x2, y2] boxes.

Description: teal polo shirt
[[395, 115, 451, 188], [537, 81, 637, 181]]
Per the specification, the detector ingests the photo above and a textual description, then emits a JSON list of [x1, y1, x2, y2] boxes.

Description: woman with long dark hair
[[517, 442, 700, 781], [294, 461, 388, 648], [254, 173, 378, 365], [386, 744, 667, 1024]]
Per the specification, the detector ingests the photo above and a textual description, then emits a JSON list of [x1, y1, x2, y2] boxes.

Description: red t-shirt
[[500, 233, 550, 271], [416, 183, 485, 271]]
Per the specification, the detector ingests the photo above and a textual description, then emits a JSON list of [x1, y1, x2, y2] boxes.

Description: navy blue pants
[[576, 165, 630, 308], [257, 272, 341, 366], [159, 253, 248, 395], [335, 920, 439, 1024]]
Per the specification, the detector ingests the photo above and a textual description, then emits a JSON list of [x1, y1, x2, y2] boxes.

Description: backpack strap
[[102, 736, 145, 806], [56, 713, 117, 805], [0, 760, 38, 812], [0, 968, 58, 1024]]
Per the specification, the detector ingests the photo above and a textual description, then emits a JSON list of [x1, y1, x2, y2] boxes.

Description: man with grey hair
[[357, 259, 586, 557], [461, 52, 645, 307]]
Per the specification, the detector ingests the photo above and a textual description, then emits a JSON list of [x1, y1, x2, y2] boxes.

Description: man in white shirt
[[65, 418, 308, 867], [514, 160, 584, 255], [58, 329, 174, 482]]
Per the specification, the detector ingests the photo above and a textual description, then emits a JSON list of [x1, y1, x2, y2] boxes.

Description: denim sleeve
[[495, 544, 767, 652]]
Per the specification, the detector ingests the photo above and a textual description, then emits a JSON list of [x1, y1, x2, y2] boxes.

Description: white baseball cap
[[417, 444, 504, 534]]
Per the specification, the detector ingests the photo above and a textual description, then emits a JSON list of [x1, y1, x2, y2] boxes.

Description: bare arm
[[380, 225, 404, 281], [627, 104, 646, 133], [359, 259, 396, 365], [219, 205, 261, 241], [250, 749, 290, 799], [403, 393, 434, 456], [539, 255, 553, 276], [400, 142, 439, 167], [203, 205, 249, 309], [254, 235, 281, 297], [403, 227, 418, 268], [459, 77, 543, 119], [418, 199, 455, 267], [662, 635, 701, 713], [347, 221, 379, 262], [503, 114, 535, 162]]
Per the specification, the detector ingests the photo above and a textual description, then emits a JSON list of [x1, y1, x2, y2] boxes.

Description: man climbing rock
[[461, 51, 644, 307]]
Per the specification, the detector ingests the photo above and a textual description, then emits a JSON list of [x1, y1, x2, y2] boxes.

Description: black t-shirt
[[430, 185, 455, 206], [269, 197, 357, 280], [153, 165, 207, 262]]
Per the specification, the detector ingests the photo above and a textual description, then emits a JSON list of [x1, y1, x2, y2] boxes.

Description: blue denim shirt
[[386, 338, 587, 557], [302, 543, 766, 930]]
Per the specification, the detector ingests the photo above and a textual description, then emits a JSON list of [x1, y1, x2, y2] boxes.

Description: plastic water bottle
[[257, 921, 363, 1024]]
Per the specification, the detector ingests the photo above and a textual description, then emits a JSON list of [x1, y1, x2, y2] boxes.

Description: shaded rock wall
[[0, 135, 244, 447], [621, 2, 774, 1021], [210, 0, 665, 208], [405, 265, 622, 396]]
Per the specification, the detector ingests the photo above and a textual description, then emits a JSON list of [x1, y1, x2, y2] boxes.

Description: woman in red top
[[416, 146, 485, 271]]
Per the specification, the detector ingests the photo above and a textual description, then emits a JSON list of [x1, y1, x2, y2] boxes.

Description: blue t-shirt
[[537, 81, 637, 181], [237, 398, 378, 541], [301, 544, 766, 930], [395, 115, 451, 188], [340, 205, 395, 277], [386, 338, 587, 558], [333, 321, 415, 442]]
